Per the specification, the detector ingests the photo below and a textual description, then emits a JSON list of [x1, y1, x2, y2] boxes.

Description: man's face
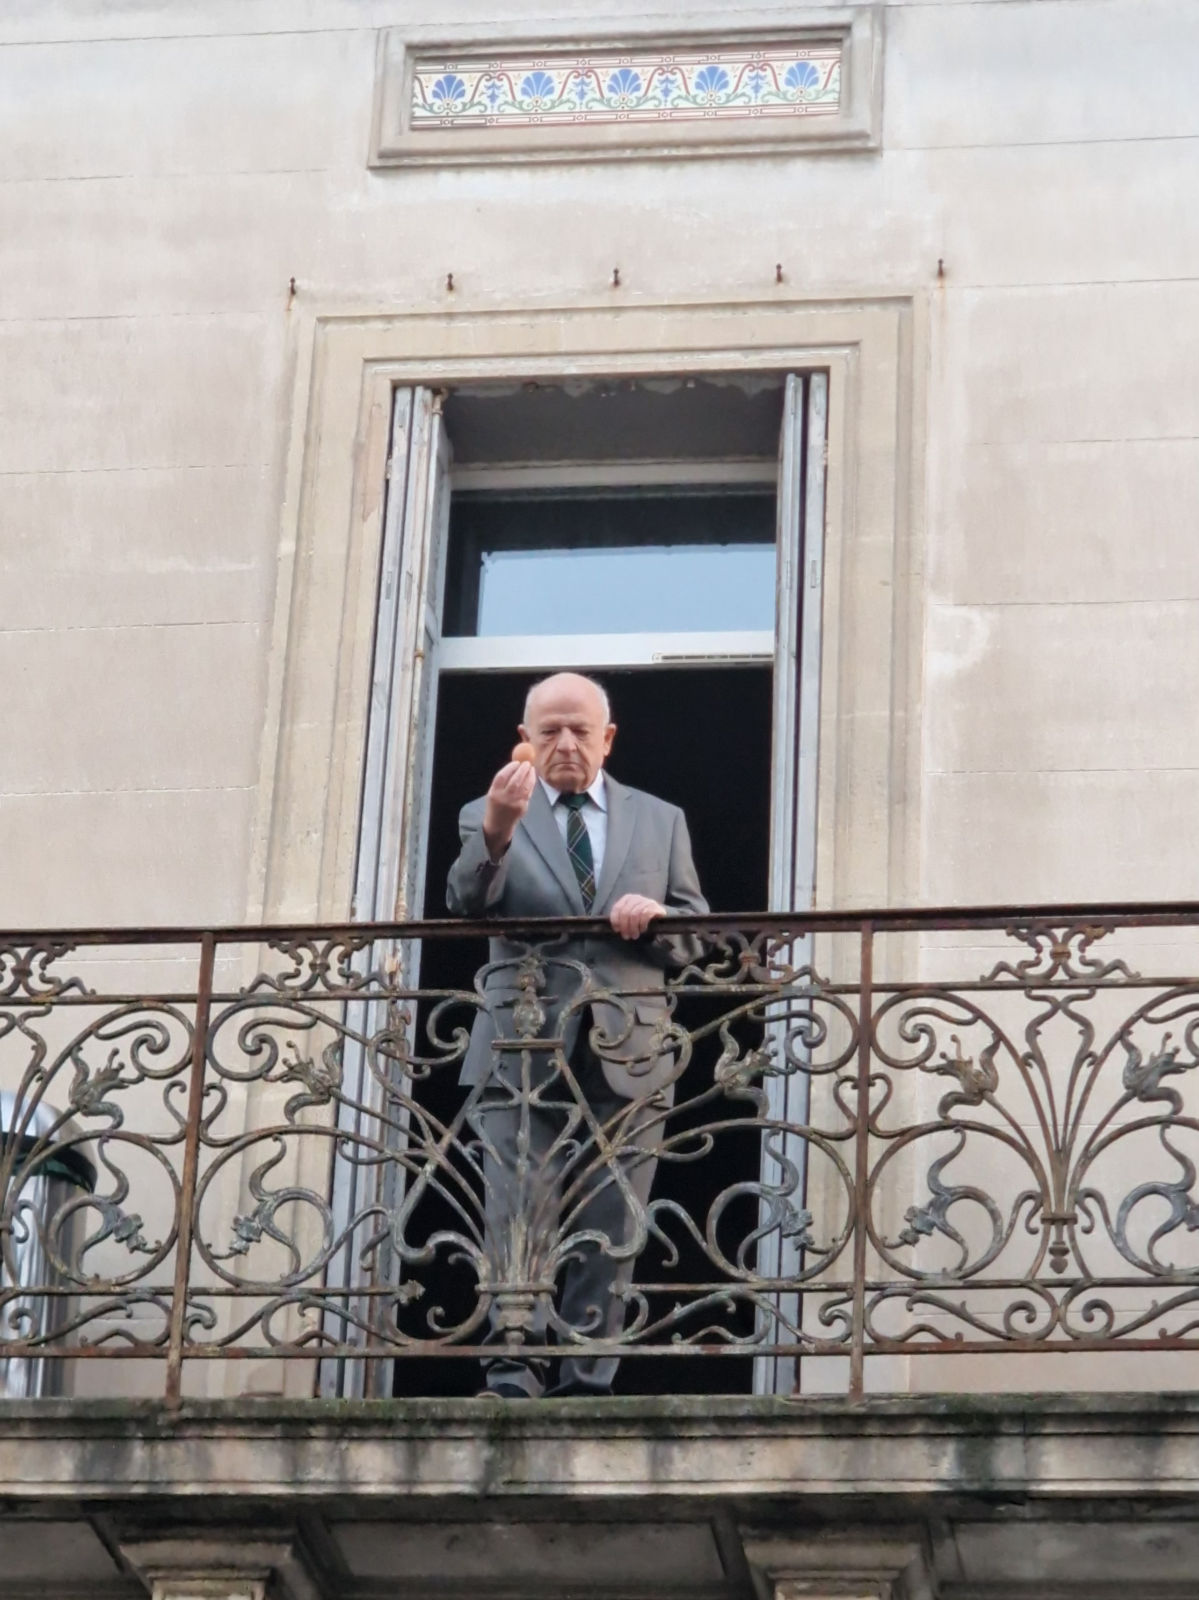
[[519, 676, 615, 793]]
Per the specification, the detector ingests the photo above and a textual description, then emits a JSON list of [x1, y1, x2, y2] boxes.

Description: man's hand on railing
[[609, 894, 667, 940]]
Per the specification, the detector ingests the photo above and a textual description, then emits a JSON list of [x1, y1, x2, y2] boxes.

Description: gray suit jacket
[[446, 774, 708, 1098]]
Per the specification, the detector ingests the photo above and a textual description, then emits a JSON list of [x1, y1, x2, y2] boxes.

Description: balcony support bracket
[[741, 1529, 933, 1600], [118, 1532, 321, 1600]]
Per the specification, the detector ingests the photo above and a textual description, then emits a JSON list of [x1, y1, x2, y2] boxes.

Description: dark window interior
[[392, 664, 773, 1398], [442, 376, 785, 465]]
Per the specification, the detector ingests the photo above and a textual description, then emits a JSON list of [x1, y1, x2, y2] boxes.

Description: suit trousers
[[472, 1027, 666, 1396]]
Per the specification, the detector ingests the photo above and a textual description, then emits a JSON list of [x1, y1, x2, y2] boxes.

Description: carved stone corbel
[[118, 1533, 321, 1600], [741, 1528, 934, 1600]]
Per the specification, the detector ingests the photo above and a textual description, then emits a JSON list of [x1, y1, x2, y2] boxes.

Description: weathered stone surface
[[5, 1397, 1199, 1594], [3, 1394, 1199, 1502], [2, 0, 1198, 947]]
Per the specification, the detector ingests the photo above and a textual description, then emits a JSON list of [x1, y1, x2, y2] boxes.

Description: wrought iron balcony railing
[[3, 905, 1199, 1403]]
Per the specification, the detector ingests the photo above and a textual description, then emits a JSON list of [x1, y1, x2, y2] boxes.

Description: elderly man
[[446, 672, 708, 1397]]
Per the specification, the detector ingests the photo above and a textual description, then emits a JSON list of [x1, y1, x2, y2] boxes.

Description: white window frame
[[755, 370, 829, 1396], [440, 455, 779, 674], [337, 370, 827, 1397], [322, 386, 450, 1400]]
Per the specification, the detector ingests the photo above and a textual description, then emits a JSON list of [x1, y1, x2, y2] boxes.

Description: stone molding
[[119, 1535, 319, 1600], [253, 296, 924, 934], [9, 1394, 1199, 1502], [6, 1409, 1199, 1597], [4, 1418, 1199, 1597], [369, 9, 882, 167], [743, 1530, 932, 1600]]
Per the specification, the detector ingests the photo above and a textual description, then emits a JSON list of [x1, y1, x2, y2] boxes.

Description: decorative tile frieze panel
[[410, 45, 841, 131], [371, 10, 881, 167]]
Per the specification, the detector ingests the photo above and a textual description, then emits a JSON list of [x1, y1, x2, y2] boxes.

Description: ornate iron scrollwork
[[2, 912, 1198, 1394]]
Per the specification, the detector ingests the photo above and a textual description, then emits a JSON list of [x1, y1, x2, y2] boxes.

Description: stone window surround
[[250, 295, 923, 935], [369, 6, 882, 167]]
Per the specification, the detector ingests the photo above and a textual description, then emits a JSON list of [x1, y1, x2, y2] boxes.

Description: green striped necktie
[[558, 792, 596, 910]]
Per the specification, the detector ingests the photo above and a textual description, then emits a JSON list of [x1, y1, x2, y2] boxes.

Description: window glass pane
[[445, 490, 776, 637], [476, 543, 775, 635]]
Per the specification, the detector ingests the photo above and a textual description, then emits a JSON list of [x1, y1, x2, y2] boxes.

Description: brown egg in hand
[[511, 741, 536, 765]]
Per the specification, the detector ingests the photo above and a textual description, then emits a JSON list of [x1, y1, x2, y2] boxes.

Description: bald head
[[519, 673, 616, 793], [523, 672, 610, 726]]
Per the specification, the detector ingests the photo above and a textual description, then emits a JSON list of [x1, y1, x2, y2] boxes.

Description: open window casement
[[755, 371, 829, 1396], [770, 371, 827, 918], [357, 386, 452, 930], [322, 386, 451, 1399], [324, 372, 828, 1398]]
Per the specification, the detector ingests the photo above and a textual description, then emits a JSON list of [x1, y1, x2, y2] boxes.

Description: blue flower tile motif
[[654, 68, 679, 102], [410, 42, 841, 130], [693, 64, 731, 103], [428, 73, 467, 116], [519, 69, 558, 110], [605, 66, 643, 107], [784, 60, 821, 98]]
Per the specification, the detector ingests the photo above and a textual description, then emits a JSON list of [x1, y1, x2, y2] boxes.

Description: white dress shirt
[[539, 770, 608, 882]]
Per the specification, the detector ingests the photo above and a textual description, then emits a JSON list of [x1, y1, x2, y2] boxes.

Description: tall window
[[328, 373, 828, 1398]]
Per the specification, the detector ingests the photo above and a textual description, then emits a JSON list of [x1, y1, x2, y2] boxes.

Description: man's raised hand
[[482, 759, 537, 860]]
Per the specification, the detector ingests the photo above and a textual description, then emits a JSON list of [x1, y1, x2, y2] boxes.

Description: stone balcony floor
[[4, 1395, 1199, 1598]]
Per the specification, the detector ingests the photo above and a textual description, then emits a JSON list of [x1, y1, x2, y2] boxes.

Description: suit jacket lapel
[[518, 782, 586, 912], [593, 773, 634, 914]]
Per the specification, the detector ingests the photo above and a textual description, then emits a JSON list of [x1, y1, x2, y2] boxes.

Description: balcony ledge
[[4, 1392, 1199, 1503]]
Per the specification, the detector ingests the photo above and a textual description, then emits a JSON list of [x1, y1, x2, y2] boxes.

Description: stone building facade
[[4, 0, 1196, 932], [2, 1, 1199, 1595]]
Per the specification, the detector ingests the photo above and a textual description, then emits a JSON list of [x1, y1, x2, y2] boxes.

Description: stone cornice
[[4, 1394, 1199, 1504]]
